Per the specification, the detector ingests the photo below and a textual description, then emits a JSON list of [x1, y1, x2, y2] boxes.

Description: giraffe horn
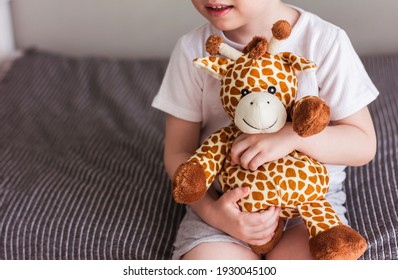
[[218, 42, 243, 60], [268, 20, 292, 55], [206, 34, 242, 60]]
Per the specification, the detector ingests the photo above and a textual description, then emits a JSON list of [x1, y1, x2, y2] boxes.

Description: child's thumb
[[225, 187, 250, 202]]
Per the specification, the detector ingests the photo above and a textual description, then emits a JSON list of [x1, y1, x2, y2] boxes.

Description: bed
[[0, 2, 397, 261]]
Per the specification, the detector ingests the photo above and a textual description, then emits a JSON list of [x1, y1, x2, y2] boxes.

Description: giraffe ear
[[280, 52, 317, 72], [193, 57, 234, 80]]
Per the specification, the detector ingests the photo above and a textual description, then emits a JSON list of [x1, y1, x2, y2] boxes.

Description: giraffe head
[[193, 20, 316, 134]]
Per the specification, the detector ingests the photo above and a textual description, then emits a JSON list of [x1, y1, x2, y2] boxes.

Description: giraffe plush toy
[[172, 20, 367, 259]]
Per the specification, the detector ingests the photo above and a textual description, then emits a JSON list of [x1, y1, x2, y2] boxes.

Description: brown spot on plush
[[262, 59, 273, 67], [244, 203, 253, 212], [237, 171, 246, 181], [286, 168, 296, 177], [277, 73, 286, 80], [252, 191, 264, 200], [240, 68, 250, 78], [256, 182, 265, 190], [271, 20, 292, 40], [206, 34, 224, 55], [288, 180, 296, 190], [262, 68, 274, 76], [230, 86, 240, 96], [268, 192, 276, 199], [283, 63, 291, 73], [256, 173, 267, 180], [268, 77, 278, 86], [309, 225, 367, 260], [230, 96, 239, 107], [247, 174, 255, 182], [250, 69, 260, 78], [268, 162, 276, 171], [247, 77, 256, 87], [309, 175, 318, 184], [280, 81, 288, 93], [219, 58, 229, 65], [304, 185, 315, 195], [266, 181, 275, 190], [235, 80, 244, 87]]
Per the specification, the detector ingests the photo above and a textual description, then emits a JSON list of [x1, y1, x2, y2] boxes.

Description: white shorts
[[171, 182, 348, 260]]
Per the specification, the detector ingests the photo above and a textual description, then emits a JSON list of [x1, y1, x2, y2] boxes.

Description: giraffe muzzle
[[234, 93, 287, 134]]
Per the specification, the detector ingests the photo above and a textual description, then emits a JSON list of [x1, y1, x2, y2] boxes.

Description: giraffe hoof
[[309, 225, 367, 260], [292, 96, 330, 137], [173, 162, 207, 204]]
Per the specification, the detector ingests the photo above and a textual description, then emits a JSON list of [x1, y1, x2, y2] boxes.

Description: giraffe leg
[[297, 200, 367, 260], [297, 200, 342, 238]]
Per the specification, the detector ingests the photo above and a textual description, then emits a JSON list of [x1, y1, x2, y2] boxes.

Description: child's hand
[[210, 187, 281, 246], [231, 123, 298, 171]]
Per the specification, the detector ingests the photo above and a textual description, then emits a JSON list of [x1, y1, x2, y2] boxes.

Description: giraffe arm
[[172, 125, 235, 204], [291, 96, 330, 137]]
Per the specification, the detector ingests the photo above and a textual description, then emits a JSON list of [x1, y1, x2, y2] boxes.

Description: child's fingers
[[246, 220, 280, 245], [221, 186, 250, 203], [230, 145, 245, 166], [259, 206, 281, 223], [249, 214, 281, 245], [230, 134, 251, 165], [239, 149, 261, 170], [247, 151, 269, 171], [241, 206, 280, 228]]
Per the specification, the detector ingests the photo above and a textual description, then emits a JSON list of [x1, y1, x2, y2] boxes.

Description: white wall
[[11, 0, 398, 59], [288, 0, 398, 55], [11, 0, 205, 59]]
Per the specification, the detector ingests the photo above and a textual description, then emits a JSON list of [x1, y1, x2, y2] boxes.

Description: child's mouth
[[206, 4, 233, 16]]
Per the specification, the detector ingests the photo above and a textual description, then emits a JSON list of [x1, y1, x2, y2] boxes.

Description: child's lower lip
[[206, 6, 233, 17]]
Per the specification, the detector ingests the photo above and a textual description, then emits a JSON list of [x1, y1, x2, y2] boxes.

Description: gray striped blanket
[[0, 51, 397, 259]]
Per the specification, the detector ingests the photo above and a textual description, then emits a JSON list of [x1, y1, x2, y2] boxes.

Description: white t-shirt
[[152, 6, 379, 186]]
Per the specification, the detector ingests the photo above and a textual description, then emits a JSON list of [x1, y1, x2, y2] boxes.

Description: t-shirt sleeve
[[151, 37, 204, 122], [316, 29, 379, 121]]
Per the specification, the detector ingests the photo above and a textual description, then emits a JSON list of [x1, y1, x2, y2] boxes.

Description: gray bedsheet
[[0, 51, 397, 259]]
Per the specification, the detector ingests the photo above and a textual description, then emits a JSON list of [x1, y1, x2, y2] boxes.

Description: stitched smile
[[243, 118, 278, 130]]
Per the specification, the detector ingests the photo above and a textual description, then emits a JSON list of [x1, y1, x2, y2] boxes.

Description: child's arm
[[163, 115, 201, 179], [165, 114, 280, 246], [231, 106, 376, 171]]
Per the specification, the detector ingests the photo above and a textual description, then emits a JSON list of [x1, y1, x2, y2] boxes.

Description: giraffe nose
[[248, 94, 274, 107], [250, 100, 270, 105]]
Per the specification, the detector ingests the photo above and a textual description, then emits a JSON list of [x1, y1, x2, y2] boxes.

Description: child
[[152, 0, 378, 260]]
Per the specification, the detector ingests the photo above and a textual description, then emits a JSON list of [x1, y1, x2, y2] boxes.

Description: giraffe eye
[[267, 86, 277, 94], [241, 89, 251, 96]]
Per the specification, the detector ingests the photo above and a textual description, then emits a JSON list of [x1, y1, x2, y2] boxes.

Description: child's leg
[[182, 242, 260, 260], [265, 223, 313, 260], [172, 206, 256, 260]]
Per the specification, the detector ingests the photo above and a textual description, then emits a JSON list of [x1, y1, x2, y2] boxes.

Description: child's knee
[[182, 242, 260, 260]]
